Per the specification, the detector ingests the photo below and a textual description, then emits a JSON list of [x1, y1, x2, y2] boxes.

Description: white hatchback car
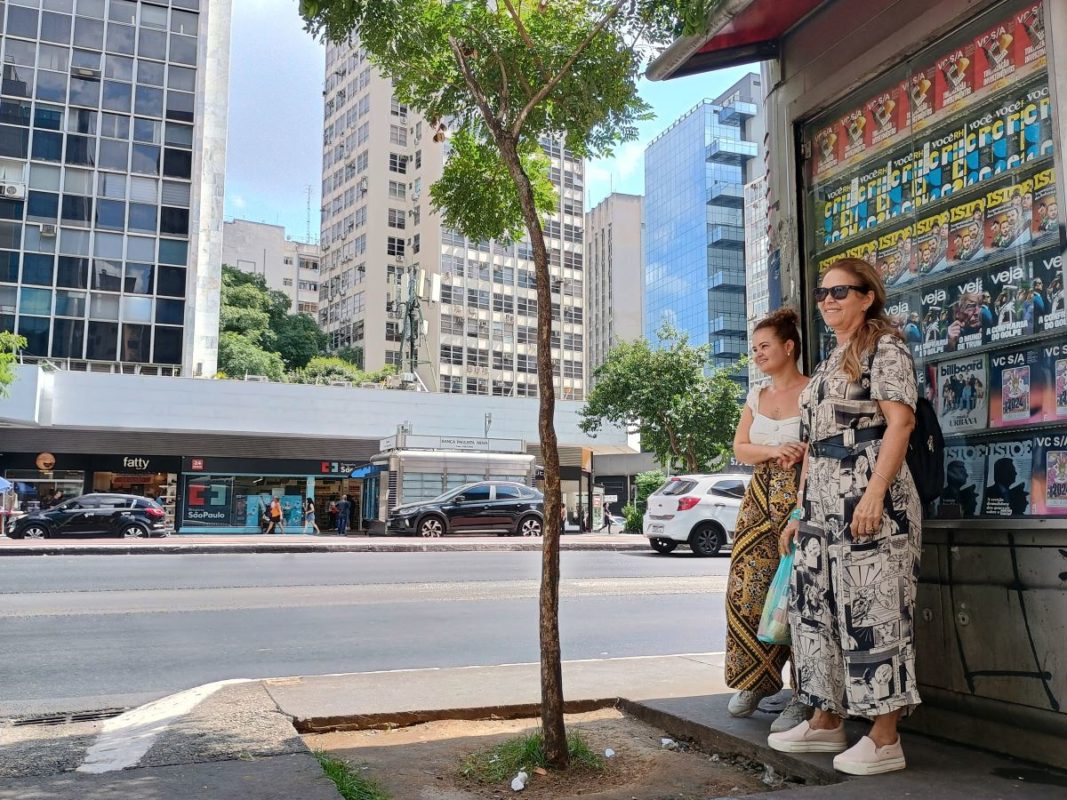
[[643, 473, 751, 556]]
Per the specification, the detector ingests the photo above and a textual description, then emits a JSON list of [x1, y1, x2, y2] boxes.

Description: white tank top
[[746, 385, 802, 446]]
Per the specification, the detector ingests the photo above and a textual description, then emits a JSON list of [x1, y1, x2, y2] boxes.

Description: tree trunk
[[497, 135, 568, 769]]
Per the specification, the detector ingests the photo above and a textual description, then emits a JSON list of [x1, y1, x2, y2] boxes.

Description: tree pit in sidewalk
[[304, 708, 778, 799]]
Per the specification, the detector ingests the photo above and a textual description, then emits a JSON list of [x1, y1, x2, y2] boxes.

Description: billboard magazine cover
[[936, 353, 988, 433]]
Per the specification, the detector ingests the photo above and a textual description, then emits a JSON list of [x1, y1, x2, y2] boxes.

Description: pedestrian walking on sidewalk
[[265, 496, 284, 535], [336, 494, 351, 536], [726, 308, 810, 734], [769, 258, 921, 777], [302, 497, 320, 534]]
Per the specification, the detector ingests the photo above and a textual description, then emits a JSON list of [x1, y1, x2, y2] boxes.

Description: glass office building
[[643, 74, 764, 385], [0, 0, 229, 376]]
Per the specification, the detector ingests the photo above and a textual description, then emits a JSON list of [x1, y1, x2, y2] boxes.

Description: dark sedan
[[388, 481, 544, 537], [9, 493, 170, 539]]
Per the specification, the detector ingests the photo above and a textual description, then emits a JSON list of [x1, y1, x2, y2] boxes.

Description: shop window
[[799, 0, 1065, 521]]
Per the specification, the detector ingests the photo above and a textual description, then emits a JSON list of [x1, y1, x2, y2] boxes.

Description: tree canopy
[[581, 325, 745, 473], [0, 331, 26, 398]]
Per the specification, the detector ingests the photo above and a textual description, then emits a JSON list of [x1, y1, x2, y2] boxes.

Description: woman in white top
[[725, 308, 810, 732]]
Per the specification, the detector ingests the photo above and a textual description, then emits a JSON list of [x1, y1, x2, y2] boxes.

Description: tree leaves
[[0, 331, 27, 398], [580, 325, 743, 472]]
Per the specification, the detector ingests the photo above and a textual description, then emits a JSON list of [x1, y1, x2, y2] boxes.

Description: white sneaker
[[769, 695, 812, 733], [767, 720, 848, 753], [833, 736, 906, 775], [727, 690, 770, 718]]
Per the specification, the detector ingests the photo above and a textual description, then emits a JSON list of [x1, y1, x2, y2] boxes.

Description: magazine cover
[[876, 226, 914, 287], [841, 107, 868, 162], [1016, 2, 1047, 70], [989, 348, 1046, 427], [1012, 82, 1054, 164], [936, 444, 986, 519], [908, 66, 937, 129], [986, 258, 1035, 342], [1030, 247, 1065, 333], [918, 280, 951, 358], [984, 178, 1032, 252], [981, 438, 1033, 516], [945, 275, 986, 353], [914, 209, 950, 278], [947, 197, 986, 267], [1044, 342, 1067, 423], [1031, 434, 1067, 516], [865, 81, 909, 148], [935, 44, 978, 114], [813, 122, 843, 178], [975, 18, 1018, 91], [1030, 168, 1057, 241], [936, 354, 988, 433], [885, 291, 924, 351]]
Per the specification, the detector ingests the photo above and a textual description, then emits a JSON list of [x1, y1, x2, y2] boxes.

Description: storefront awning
[[647, 0, 827, 81]]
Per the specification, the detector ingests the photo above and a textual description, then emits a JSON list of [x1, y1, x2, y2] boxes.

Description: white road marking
[[77, 679, 250, 774]]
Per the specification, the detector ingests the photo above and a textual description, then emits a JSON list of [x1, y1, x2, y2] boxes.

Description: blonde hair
[[823, 258, 902, 381]]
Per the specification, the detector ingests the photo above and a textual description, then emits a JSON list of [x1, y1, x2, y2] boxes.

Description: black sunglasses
[[813, 284, 868, 302]]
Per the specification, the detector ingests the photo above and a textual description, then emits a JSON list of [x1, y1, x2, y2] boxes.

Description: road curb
[[0, 539, 653, 556]]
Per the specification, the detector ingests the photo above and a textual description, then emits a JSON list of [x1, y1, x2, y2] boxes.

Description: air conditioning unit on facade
[[40, 223, 57, 237], [1, 182, 26, 199]]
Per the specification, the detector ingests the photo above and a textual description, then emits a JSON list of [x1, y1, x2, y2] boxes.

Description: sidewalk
[[0, 531, 650, 556], [3, 655, 1064, 799]]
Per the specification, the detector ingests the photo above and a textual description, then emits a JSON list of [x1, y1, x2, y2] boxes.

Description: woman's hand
[[850, 484, 887, 540], [779, 520, 798, 556], [775, 443, 806, 469]]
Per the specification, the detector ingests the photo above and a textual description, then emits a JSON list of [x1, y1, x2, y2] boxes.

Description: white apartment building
[[0, 0, 230, 377], [585, 192, 643, 386], [318, 41, 586, 398], [743, 174, 770, 386], [222, 219, 320, 316]]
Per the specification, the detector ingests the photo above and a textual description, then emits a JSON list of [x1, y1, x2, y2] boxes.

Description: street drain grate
[[9, 708, 128, 727]]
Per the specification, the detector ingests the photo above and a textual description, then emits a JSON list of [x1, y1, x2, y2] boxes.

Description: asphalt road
[[0, 550, 732, 717]]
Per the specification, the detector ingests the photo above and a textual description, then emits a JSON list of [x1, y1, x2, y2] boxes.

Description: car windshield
[[429, 484, 477, 503]]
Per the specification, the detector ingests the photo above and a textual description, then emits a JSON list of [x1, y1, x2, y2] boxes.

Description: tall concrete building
[[0, 0, 230, 377], [743, 174, 770, 387], [318, 41, 586, 398], [222, 219, 320, 317], [643, 73, 764, 388], [585, 192, 643, 387]]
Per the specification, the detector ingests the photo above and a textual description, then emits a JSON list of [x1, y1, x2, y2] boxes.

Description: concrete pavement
[[4, 654, 1064, 799], [0, 531, 652, 556]]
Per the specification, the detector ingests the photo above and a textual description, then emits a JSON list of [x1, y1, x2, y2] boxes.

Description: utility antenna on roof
[[305, 185, 312, 243]]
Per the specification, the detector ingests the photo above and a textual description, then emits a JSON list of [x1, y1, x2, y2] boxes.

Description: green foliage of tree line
[[0, 331, 27, 397], [216, 266, 391, 385]]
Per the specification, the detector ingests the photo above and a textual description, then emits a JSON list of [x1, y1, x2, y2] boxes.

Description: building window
[[385, 350, 402, 367], [390, 97, 408, 120], [387, 208, 406, 229], [386, 236, 405, 257], [389, 153, 407, 174], [388, 180, 406, 200], [282, 278, 293, 286], [440, 344, 463, 365], [389, 124, 407, 146]]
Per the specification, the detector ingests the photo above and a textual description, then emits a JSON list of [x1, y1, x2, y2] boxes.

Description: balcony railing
[[706, 138, 758, 164], [707, 182, 744, 207], [719, 100, 757, 125], [708, 224, 746, 249]]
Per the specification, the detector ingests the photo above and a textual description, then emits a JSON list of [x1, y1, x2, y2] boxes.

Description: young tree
[[0, 332, 27, 398], [300, 0, 697, 767], [581, 326, 744, 472], [275, 314, 329, 371]]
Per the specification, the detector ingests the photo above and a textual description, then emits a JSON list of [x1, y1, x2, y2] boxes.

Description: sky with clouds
[[223, 1, 756, 241]]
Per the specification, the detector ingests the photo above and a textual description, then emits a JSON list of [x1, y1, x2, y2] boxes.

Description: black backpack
[[864, 346, 945, 505], [907, 396, 945, 505]]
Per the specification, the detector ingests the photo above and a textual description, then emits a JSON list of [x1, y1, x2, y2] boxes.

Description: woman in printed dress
[[726, 309, 809, 732], [768, 258, 922, 776]]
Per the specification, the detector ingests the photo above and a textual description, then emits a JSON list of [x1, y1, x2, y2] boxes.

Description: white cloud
[[230, 194, 247, 210]]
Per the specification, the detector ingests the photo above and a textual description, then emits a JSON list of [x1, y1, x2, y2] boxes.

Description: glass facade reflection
[[0, 0, 208, 369], [643, 74, 764, 386]]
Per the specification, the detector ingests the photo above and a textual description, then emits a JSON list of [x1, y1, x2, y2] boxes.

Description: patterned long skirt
[[724, 461, 797, 693]]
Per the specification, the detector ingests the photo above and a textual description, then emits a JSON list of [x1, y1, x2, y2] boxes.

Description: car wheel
[[122, 523, 148, 538], [689, 523, 725, 557], [21, 524, 48, 540], [418, 516, 446, 537], [518, 516, 543, 537], [649, 537, 678, 554]]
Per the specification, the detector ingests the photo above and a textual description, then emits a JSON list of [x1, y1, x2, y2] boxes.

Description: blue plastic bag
[[757, 548, 794, 645]]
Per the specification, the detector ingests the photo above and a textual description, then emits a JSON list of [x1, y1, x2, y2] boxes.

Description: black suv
[[9, 493, 169, 539], [388, 481, 544, 537]]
